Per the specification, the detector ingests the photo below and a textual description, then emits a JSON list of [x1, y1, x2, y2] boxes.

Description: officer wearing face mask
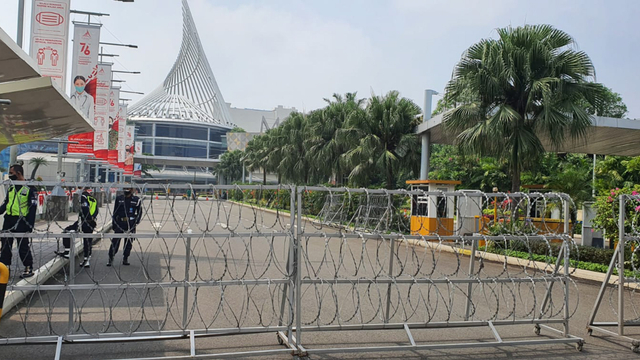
[[0, 165, 38, 278], [108, 187, 142, 266]]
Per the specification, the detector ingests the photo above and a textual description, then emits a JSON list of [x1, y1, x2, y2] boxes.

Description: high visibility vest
[[7, 186, 30, 217], [87, 196, 97, 216]]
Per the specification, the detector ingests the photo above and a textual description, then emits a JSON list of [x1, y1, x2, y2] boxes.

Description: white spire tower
[[130, 0, 234, 126]]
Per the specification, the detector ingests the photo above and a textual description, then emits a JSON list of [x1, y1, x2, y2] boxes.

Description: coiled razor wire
[[0, 181, 579, 345]]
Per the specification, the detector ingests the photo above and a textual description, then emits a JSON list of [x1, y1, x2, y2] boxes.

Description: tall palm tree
[[341, 91, 421, 189], [29, 157, 49, 180], [444, 24, 605, 193], [308, 93, 364, 185], [274, 112, 310, 184], [244, 134, 270, 185]]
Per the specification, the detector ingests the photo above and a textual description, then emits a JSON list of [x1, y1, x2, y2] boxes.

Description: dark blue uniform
[[108, 193, 142, 263]]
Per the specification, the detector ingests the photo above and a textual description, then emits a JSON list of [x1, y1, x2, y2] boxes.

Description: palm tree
[[308, 93, 364, 185], [341, 91, 421, 189], [274, 112, 310, 184], [217, 150, 244, 183], [443, 24, 605, 193], [29, 157, 49, 180]]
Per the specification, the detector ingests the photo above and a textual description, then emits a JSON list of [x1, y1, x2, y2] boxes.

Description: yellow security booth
[[407, 179, 460, 236]]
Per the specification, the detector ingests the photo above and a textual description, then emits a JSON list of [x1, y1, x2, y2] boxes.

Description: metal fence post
[[563, 199, 570, 337], [183, 229, 192, 331], [464, 238, 478, 321], [288, 187, 295, 344], [384, 236, 396, 323], [68, 232, 76, 336], [618, 196, 626, 336], [296, 189, 303, 353]]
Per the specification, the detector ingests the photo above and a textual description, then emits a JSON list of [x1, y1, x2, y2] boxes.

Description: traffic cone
[[206, 196, 209, 201], [156, 194, 159, 200]]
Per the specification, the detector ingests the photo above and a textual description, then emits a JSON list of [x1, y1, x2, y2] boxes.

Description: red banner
[[68, 24, 100, 154], [67, 132, 94, 153]]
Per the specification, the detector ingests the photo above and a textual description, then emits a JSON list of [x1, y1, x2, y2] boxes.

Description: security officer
[[56, 187, 98, 268], [0, 165, 38, 278], [108, 187, 142, 266]]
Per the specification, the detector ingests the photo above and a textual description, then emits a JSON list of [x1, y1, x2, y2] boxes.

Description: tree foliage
[[217, 150, 244, 183], [243, 91, 421, 188], [443, 24, 606, 193]]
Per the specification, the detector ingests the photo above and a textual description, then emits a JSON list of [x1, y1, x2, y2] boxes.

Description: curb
[[2, 223, 113, 315]]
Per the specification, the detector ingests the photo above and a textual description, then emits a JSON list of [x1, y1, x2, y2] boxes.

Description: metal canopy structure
[[129, 0, 234, 126], [135, 154, 219, 167], [0, 26, 94, 151], [417, 112, 640, 157], [0, 27, 40, 82]]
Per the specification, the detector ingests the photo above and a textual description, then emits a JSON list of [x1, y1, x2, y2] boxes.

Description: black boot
[[107, 256, 113, 267], [122, 257, 130, 266]]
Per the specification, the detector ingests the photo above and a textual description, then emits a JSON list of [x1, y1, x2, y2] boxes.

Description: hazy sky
[[2, 0, 639, 118]]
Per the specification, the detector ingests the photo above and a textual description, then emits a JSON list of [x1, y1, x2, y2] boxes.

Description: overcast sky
[[2, 0, 639, 118]]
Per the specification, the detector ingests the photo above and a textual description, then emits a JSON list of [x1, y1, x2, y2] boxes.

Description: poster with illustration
[[68, 24, 100, 153]]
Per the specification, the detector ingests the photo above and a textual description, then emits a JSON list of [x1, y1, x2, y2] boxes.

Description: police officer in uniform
[[108, 187, 142, 266], [0, 165, 38, 278], [56, 187, 98, 267]]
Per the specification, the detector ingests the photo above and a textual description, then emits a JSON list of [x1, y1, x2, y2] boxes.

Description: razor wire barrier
[[291, 187, 583, 356], [587, 194, 640, 353], [0, 180, 584, 358]]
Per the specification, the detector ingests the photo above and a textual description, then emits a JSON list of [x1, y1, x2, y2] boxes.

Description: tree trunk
[[31, 165, 40, 180], [511, 166, 521, 194], [263, 167, 267, 185]]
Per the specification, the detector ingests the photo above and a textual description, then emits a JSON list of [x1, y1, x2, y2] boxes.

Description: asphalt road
[[1, 197, 639, 360]]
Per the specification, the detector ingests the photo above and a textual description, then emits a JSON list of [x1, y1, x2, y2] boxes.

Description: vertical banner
[[117, 104, 128, 169], [108, 88, 120, 165], [93, 64, 112, 160], [29, 0, 71, 90], [124, 125, 135, 175], [133, 141, 143, 177], [68, 24, 101, 153]]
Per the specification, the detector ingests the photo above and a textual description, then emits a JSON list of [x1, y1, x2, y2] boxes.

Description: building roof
[[129, 0, 234, 128], [417, 112, 640, 157], [0, 27, 95, 151]]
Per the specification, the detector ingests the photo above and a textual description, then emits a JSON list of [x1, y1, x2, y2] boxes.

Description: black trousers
[[109, 224, 135, 259], [63, 222, 95, 258], [0, 216, 33, 267]]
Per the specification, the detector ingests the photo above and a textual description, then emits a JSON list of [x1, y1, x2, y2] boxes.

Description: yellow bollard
[[0, 263, 9, 320]]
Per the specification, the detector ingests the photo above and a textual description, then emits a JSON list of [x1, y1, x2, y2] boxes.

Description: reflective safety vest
[[7, 186, 30, 217], [87, 195, 97, 217]]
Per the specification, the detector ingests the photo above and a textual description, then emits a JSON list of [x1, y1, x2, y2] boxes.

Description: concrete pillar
[[420, 133, 430, 180], [419, 89, 438, 181]]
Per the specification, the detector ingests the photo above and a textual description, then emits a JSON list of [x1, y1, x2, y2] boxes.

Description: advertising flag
[[117, 104, 128, 169], [124, 125, 135, 175], [68, 24, 101, 153], [29, 0, 71, 90], [93, 64, 112, 159], [108, 88, 120, 165]]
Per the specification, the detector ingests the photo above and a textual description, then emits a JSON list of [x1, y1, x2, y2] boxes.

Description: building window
[[136, 123, 153, 136], [155, 139, 208, 158], [155, 124, 209, 141]]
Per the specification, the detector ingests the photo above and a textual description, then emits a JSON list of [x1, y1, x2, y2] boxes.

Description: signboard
[[29, 0, 71, 89], [108, 88, 120, 165], [93, 64, 112, 159], [68, 24, 101, 154], [134, 141, 142, 155], [134, 163, 142, 177]]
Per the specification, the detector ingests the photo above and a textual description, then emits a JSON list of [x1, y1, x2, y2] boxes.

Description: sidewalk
[[1, 208, 112, 315]]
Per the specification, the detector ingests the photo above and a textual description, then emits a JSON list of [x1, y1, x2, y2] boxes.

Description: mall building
[[128, 0, 293, 183]]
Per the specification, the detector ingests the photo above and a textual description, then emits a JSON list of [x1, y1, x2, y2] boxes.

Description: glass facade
[[134, 121, 230, 160]]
